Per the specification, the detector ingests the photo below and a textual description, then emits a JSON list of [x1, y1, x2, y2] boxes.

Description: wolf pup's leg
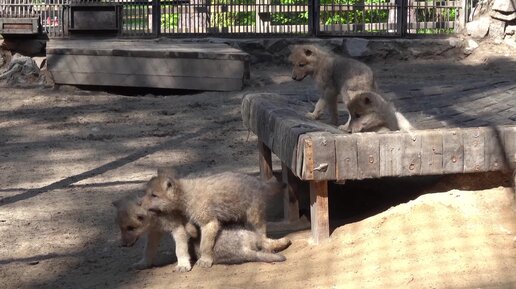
[[196, 220, 220, 268], [131, 230, 163, 270], [171, 225, 192, 272]]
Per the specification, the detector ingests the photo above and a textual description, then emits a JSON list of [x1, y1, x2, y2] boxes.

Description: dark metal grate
[[0, 0, 468, 37]]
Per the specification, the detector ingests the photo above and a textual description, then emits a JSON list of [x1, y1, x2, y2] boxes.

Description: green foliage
[[271, 12, 309, 25], [213, 12, 255, 27], [161, 13, 179, 29]]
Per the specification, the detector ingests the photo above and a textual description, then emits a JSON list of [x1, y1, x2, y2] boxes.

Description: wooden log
[[379, 133, 403, 177], [309, 180, 329, 244], [335, 134, 358, 181], [421, 130, 444, 175], [442, 129, 464, 173], [463, 127, 486, 173], [357, 132, 380, 179], [282, 162, 300, 222], [402, 133, 422, 175], [258, 140, 273, 180]]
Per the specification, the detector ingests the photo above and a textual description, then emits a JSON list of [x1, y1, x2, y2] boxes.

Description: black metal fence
[[0, 0, 468, 37]]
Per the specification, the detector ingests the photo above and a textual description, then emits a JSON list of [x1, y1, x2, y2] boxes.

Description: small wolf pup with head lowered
[[113, 195, 194, 272], [348, 91, 413, 133], [145, 169, 286, 268], [289, 44, 376, 130], [113, 196, 291, 271]]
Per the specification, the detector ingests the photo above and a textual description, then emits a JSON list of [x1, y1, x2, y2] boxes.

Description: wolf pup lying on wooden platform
[[348, 91, 413, 133], [144, 168, 288, 268], [289, 44, 376, 130], [113, 196, 291, 271]]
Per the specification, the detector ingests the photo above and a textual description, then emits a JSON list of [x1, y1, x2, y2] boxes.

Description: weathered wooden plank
[[402, 133, 422, 175], [48, 55, 246, 78], [302, 136, 314, 180], [501, 126, 516, 169], [309, 180, 329, 244], [357, 132, 380, 179], [49, 71, 244, 91], [47, 40, 249, 61], [335, 134, 358, 181], [379, 133, 403, 177], [296, 134, 311, 179], [421, 130, 444, 175], [309, 132, 336, 181], [463, 127, 486, 173], [258, 140, 273, 180], [442, 129, 464, 173], [484, 127, 507, 171], [282, 162, 300, 222]]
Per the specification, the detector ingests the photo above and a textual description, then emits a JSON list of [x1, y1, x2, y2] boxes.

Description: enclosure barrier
[[0, 0, 469, 37]]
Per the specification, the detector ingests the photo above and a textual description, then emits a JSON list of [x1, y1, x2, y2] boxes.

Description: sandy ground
[[0, 40, 515, 289]]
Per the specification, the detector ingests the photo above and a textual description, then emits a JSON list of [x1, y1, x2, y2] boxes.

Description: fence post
[[152, 0, 160, 36], [398, 0, 407, 36], [310, 0, 319, 36]]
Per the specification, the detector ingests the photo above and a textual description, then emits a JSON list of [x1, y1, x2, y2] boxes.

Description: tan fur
[[348, 91, 413, 133], [112, 196, 193, 272], [145, 169, 285, 268], [289, 44, 376, 130], [114, 197, 291, 270]]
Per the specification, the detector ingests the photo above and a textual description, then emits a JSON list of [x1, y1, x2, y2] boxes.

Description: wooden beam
[[282, 162, 300, 222], [258, 140, 273, 180], [310, 180, 329, 244]]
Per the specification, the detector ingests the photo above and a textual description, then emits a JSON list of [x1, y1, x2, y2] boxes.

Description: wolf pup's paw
[[195, 257, 213, 268], [131, 260, 152, 270], [175, 263, 192, 273], [305, 112, 317, 120]]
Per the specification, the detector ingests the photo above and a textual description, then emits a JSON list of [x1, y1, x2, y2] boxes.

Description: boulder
[[506, 25, 516, 35], [490, 10, 516, 21], [345, 38, 370, 57], [464, 39, 479, 54], [492, 0, 515, 13], [488, 18, 507, 40], [466, 16, 490, 38]]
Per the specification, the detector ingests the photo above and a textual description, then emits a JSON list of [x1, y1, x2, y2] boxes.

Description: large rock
[[492, 0, 515, 13], [464, 39, 479, 54], [466, 16, 490, 38], [488, 18, 507, 39], [506, 25, 516, 35], [490, 10, 516, 21], [345, 38, 370, 57]]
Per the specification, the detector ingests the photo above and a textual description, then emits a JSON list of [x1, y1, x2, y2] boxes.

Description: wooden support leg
[[281, 162, 300, 222], [258, 140, 273, 180], [309, 180, 329, 244]]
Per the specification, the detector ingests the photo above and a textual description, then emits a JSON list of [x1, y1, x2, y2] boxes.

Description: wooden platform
[[46, 40, 250, 91], [241, 92, 516, 243]]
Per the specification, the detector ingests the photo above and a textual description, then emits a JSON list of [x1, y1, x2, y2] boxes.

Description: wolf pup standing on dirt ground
[[348, 91, 413, 133], [113, 197, 291, 271], [145, 168, 286, 268], [289, 44, 376, 130], [113, 196, 194, 272]]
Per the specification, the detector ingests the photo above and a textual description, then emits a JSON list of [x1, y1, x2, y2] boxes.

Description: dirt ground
[[0, 39, 515, 289]]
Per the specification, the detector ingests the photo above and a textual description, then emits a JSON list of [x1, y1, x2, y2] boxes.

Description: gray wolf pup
[[348, 91, 413, 133], [113, 196, 194, 272], [113, 197, 291, 271], [145, 169, 286, 268], [289, 44, 376, 130]]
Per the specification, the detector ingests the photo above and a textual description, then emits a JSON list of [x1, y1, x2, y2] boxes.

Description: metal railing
[[0, 0, 467, 37]]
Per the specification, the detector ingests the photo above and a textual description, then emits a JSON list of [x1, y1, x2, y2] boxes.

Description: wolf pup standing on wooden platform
[[145, 168, 287, 268], [289, 44, 376, 130], [113, 196, 291, 271]]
